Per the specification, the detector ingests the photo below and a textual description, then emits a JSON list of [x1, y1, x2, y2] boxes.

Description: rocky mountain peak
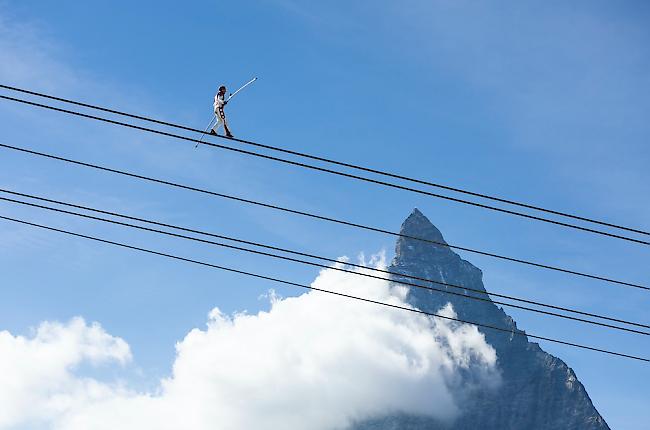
[[398, 208, 448, 245], [358, 209, 611, 430], [394, 209, 462, 270]]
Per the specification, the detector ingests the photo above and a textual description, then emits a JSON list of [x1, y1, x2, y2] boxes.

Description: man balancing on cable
[[210, 85, 234, 138]]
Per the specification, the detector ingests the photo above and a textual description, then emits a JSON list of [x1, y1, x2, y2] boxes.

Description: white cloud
[[0, 318, 131, 429], [0, 256, 499, 430]]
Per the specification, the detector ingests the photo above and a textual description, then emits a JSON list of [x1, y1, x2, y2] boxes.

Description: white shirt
[[213, 92, 226, 111]]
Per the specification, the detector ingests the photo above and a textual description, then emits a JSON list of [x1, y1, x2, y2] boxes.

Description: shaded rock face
[[354, 209, 609, 430]]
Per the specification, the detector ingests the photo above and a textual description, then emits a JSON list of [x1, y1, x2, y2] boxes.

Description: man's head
[[219, 85, 226, 93]]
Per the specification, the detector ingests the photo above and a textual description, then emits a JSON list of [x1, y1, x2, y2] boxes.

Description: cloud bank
[[0, 257, 499, 430], [0, 318, 131, 429]]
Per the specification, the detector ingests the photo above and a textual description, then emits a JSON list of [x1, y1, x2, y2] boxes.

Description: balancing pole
[[195, 115, 216, 148]]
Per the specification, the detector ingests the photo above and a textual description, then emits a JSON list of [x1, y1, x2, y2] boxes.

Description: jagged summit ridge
[[393, 209, 485, 304], [393, 208, 468, 272], [400, 208, 447, 242]]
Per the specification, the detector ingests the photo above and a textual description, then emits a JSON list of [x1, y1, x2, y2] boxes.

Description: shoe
[[209, 130, 217, 135], [226, 133, 234, 138]]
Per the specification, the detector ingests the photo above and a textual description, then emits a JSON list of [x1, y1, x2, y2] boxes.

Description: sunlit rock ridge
[[354, 209, 609, 430]]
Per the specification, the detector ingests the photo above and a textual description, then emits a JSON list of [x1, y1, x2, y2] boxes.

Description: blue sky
[[0, 0, 648, 428]]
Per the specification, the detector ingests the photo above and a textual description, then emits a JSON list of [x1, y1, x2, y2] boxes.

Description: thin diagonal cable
[[1, 83, 648, 237], [2, 195, 647, 336], [0, 214, 647, 362], [1, 94, 648, 246], [1, 187, 647, 330], [0, 142, 647, 292]]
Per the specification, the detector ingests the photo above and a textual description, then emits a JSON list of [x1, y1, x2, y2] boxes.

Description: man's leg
[[210, 113, 222, 135], [219, 107, 233, 138], [223, 118, 233, 138]]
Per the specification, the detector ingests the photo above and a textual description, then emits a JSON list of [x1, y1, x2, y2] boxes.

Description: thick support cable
[[0, 94, 649, 246], [1, 83, 648, 237]]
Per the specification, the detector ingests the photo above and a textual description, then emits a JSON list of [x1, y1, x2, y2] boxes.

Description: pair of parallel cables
[[0, 84, 648, 246]]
